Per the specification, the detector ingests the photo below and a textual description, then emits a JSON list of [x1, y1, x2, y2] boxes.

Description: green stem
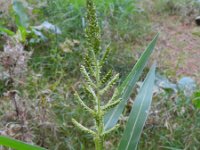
[[94, 107, 104, 150], [94, 60, 104, 150], [94, 135, 103, 150]]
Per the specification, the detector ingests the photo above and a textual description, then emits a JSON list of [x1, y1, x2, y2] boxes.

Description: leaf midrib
[[125, 83, 148, 150]]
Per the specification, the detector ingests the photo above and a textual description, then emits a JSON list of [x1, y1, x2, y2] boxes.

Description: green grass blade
[[118, 63, 156, 150], [104, 34, 158, 130], [0, 26, 15, 36], [0, 136, 46, 150]]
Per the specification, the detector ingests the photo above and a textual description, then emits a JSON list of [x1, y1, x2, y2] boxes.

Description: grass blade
[[104, 34, 158, 130], [0, 26, 15, 36], [0, 136, 46, 150], [118, 63, 156, 150]]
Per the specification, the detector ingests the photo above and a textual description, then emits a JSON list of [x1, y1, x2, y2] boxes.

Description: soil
[[152, 15, 200, 84]]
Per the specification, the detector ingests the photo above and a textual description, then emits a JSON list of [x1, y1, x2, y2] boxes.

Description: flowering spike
[[99, 74, 119, 95], [100, 47, 111, 66], [101, 70, 113, 85], [74, 91, 94, 114], [94, 60, 101, 82], [103, 99, 121, 112], [72, 118, 96, 135], [85, 0, 101, 54], [84, 54, 95, 76], [73, 0, 121, 149], [109, 89, 120, 103], [103, 124, 120, 135], [85, 84, 98, 104], [80, 65, 96, 88]]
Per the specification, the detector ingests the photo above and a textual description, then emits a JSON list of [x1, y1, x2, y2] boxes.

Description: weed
[[0, 0, 158, 150]]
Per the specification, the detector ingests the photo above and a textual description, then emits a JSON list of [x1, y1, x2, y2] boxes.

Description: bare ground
[[152, 15, 200, 84]]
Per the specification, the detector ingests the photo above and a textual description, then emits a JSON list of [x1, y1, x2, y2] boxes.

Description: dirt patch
[[152, 15, 200, 84], [0, 0, 11, 15]]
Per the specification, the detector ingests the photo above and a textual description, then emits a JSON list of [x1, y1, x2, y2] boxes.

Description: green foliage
[[0, 1, 33, 42], [0, 26, 15, 35], [0, 1, 28, 41], [0, 0, 157, 150], [43, 0, 84, 39], [0, 0, 200, 149], [72, 0, 157, 149], [3, 0, 193, 150], [118, 63, 156, 150], [44, 0, 149, 41], [193, 90, 200, 108], [138, 90, 200, 149], [0, 136, 45, 150], [104, 34, 158, 130], [100, 0, 150, 41], [12, 0, 29, 28], [72, 1, 120, 149]]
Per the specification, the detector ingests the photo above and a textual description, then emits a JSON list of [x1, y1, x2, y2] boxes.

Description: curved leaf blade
[[0, 136, 46, 150], [104, 34, 158, 130], [118, 63, 156, 150], [0, 26, 15, 36]]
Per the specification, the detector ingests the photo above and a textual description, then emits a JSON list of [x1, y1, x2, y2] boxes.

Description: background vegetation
[[0, 0, 200, 149]]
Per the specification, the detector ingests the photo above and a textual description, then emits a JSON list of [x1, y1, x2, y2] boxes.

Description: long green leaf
[[0, 136, 46, 150], [118, 63, 156, 150], [104, 34, 158, 130]]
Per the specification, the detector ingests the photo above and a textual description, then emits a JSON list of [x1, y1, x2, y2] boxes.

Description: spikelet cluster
[[72, 0, 121, 148]]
